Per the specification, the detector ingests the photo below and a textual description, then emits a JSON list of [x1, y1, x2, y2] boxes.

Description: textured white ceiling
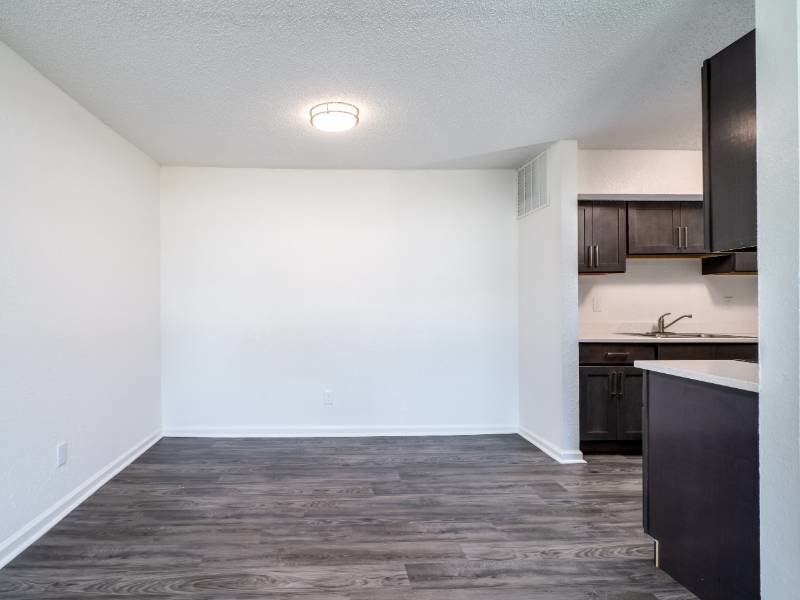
[[0, 1, 753, 168]]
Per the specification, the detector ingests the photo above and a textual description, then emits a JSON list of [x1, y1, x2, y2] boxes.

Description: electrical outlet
[[592, 295, 602, 313], [323, 389, 334, 407], [56, 442, 68, 468]]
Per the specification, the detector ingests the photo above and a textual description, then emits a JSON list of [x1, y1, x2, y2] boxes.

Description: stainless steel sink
[[618, 331, 757, 339]]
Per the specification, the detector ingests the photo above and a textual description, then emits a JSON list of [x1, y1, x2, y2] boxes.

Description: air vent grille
[[517, 152, 548, 218]]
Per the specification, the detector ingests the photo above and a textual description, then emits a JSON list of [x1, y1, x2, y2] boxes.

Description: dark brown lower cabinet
[[579, 367, 617, 441], [579, 342, 758, 455], [579, 365, 642, 453], [643, 371, 759, 600]]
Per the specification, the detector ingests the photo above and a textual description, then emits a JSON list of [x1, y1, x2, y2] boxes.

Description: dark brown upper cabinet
[[702, 30, 757, 252], [578, 200, 626, 273], [627, 201, 707, 255]]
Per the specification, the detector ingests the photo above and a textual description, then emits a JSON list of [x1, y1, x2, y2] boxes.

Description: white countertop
[[633, 360, 759, 393], [580, 333, 758, 344]]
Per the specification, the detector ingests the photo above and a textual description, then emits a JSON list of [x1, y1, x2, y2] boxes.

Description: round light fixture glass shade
[[309, 102, 359, 132]]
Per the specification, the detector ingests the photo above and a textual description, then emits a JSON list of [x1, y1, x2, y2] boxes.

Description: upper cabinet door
[[680, 202, 707, 253], [578, 201, 626, 273], [703, 30, 757, 252], [578, 201, 593, 273], [627, 202, 682, 254], [591, 202, 626, 272]]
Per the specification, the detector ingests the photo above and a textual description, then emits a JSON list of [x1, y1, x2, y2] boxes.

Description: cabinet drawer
[[657, 343, 758, 361], [657, 344, 717, 360], [579, 343, 655, 365], [715, 344, 758, 361]]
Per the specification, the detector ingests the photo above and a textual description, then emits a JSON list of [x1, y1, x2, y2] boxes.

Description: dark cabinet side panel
[[647, 374, 723, 599], [642, 373, 650, 533], [646, 373, 759, 600], [704, 30, 757, 251]]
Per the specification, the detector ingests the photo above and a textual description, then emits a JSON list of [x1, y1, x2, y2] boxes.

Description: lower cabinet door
[[579, 367, 618, 440], [617, 367, 644, 440]]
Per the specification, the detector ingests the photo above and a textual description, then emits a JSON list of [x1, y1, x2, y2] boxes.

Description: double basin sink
[[619, 332, 757, 339]]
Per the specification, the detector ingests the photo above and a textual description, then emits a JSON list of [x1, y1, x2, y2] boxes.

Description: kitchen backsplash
[[579, 258, 758, 335]]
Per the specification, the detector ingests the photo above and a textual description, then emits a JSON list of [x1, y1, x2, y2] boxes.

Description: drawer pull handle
[[605, 352, 630, 361]]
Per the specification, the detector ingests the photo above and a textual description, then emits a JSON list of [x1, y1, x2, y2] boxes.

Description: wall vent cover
[[517, 151, 548, 218]]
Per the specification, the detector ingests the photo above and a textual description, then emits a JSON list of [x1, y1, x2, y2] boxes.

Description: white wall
[[161, 168, 518, 435], [580, 259, 758, 334], [578, 149, 702, 194], [755, 0, 800, 596], [518, 141, 582, 463], [0, 42, 161, 565]]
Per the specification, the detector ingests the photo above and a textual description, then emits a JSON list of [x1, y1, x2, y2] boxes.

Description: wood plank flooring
[[0, 435, 696, 599]]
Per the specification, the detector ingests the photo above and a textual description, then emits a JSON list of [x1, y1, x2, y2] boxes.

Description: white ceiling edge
[[0, 0, 752, 169]]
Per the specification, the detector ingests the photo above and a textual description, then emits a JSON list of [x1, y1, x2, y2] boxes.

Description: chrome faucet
[[656, 312, 693, 333]]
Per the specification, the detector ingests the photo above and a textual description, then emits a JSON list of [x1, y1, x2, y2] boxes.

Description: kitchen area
[[578, 30, 759, 600]]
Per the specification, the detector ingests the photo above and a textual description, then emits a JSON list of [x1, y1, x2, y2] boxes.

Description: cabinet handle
[[610, 372, 621, 395], [587, 245, 593, 268], [604, 352, 630, 361], [594, 245, 599, 266], [617, 372, 624, 396], [674, 227, 679, 248], [683, 226, 689, 249]]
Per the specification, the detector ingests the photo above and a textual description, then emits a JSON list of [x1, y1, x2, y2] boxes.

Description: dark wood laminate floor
[[0, 435, 696, 599]]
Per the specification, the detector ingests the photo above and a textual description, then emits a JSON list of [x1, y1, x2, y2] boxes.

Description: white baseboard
[[0, 429, 162, 570], [163, 424, 517, 438], [518, 425, 585, 464]]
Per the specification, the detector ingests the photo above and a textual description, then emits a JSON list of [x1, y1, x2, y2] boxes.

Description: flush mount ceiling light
[[309, 101, 359, 132]]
